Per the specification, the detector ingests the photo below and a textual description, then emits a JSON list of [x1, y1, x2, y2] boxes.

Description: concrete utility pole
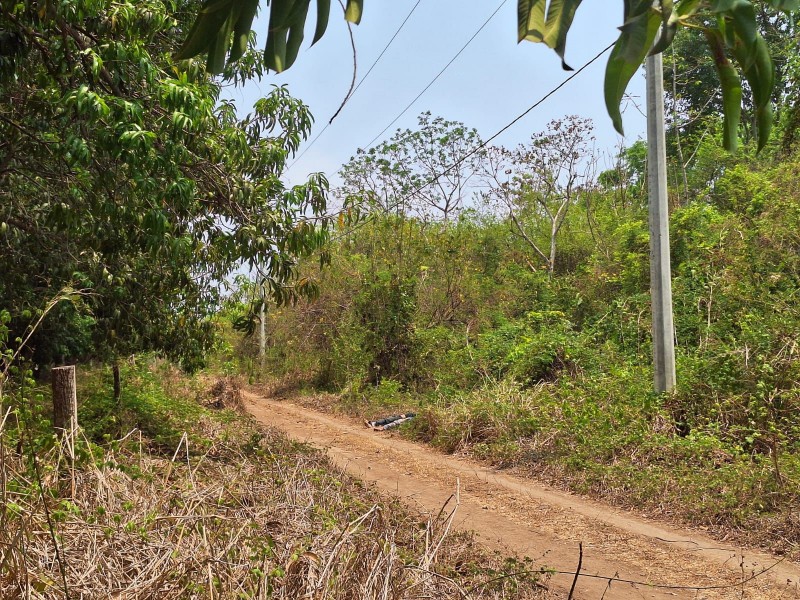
[[646, 52, 677, 393]]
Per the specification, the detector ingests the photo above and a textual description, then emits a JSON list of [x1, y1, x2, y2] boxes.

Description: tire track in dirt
[[243, 391, 800, 600]]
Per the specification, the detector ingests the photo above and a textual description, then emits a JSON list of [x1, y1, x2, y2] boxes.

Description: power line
[[348, 0, 423, 105], [330, 41, 616, 240], [475, 42, 615, 151], [286, 0, 424, 173], [361, 0, 508, 151]]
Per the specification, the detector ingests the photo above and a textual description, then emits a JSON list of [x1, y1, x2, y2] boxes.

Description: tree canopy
[[0, 0, 328, 369], [340, 113, 485, 223]]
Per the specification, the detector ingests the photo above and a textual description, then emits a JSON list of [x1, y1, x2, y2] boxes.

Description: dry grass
[[0, 383, 551, 599], [202, 376, 244, 411]]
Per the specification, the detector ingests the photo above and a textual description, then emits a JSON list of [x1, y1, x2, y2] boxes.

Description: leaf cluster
[[0, 0, 329, 369], [178, 0, 798, 152], [176, 0, 363, 74]]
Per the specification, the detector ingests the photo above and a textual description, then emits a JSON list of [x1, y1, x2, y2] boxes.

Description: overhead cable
[[361, 0, 508, 151], [286, 0, 424, 173]]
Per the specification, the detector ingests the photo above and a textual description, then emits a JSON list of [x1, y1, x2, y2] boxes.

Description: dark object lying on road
[[365, 413, 416, 431]]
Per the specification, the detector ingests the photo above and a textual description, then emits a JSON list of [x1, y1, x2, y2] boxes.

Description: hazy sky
[[231, 1, 649, 186]]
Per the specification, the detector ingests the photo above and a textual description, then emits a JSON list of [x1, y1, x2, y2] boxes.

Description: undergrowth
[[408, 376, 800, 559], [262, 363, 800, 559], [0, 360, 551, 599], [239, 147, 800, 562]]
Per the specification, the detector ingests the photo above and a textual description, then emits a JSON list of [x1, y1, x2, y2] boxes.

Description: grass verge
[[268, 372, 800, 561], [0, 360, 551, 599]]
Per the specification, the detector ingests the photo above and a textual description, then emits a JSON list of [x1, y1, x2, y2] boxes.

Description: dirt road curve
[[243, 391, 800, 600]]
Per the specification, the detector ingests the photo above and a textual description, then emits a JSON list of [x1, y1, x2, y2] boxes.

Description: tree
[[338, 114, 486, 340], [0, 0, 329, 376], [598, 140, 647, 202], [484, 116, 596, 276], [665, 9, 798, 153], [339, 113, 485, 222], [175, 0, 798, 152]]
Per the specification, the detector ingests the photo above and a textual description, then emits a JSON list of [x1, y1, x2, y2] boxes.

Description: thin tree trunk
[[672, 47, 689, 203], [259, 300, 266, 374], [113, 361, 121, 402], [508, 210, 549, 269]]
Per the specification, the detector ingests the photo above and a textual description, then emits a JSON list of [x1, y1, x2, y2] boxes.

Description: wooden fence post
[[52, 365, 78, 496], [52, 365, 78, 437]]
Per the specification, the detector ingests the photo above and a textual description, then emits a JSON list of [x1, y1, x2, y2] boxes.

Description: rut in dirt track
[[243, 390, 800, 600]]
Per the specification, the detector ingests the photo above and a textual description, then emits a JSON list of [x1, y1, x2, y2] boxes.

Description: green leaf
[[674, 0, 703, 18], [518, 0, 546, 43], [727, 0, 757, 47], [312, 0, 331, 44], [284, 0, 314, 27], [200, 0, 236, 14], [624, 0, 653, 21], [770, 0, 800, 9], [266, 0, 296, 72], [604, 6, 660, 135], [285, 2, 311, 69], [705, 30, 742, 152], [732, 33, 774, 150], [755, 102, 774, 151], [270, 0, 300, 29], [517, 0, 583, 68], [266, 28, 289, 72], [175, 1, 231, 60], [207, 6, 238, 73], [542, 0, 584, 70], [650, 0, 676, 56], [345, 0, 363, 24], [229, 0, 260, 63]]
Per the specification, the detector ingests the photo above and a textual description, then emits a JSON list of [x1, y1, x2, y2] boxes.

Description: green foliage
[[1, 0, 329, 371], [243, 113, 800, 544], [709, 162, 777, 213], [474, 311, 580, 385], [340, 112, 484, 222], [353, 273, 418, 385], [176, 0, 363, 74], [178, 0, 798, 151], [412, 325, 476, 391], [79, 360, 211, 451]]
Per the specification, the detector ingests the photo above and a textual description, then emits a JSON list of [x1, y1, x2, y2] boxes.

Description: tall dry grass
[[0, 393, 551, 599]]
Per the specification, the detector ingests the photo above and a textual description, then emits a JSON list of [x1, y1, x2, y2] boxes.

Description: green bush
[[79, 360, 211, 452]]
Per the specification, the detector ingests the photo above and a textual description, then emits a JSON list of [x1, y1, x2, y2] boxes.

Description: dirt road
[[243, 390, 800, 600]]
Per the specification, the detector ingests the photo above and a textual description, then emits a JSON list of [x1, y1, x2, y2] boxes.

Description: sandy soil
[[243, 390, 800, 600]]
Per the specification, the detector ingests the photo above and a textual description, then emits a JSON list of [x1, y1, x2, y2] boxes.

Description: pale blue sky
[[232, 1, 649, 186]]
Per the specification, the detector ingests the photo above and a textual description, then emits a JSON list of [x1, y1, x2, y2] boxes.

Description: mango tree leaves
[[178, 0, 795, 151], [1, 0, 331, 368], [176, 0, 363, 74], [705, 1, 777, 150], [706, 29, 743, 151], [604, 2, 662, 136], [517, 0, 584, 69]]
